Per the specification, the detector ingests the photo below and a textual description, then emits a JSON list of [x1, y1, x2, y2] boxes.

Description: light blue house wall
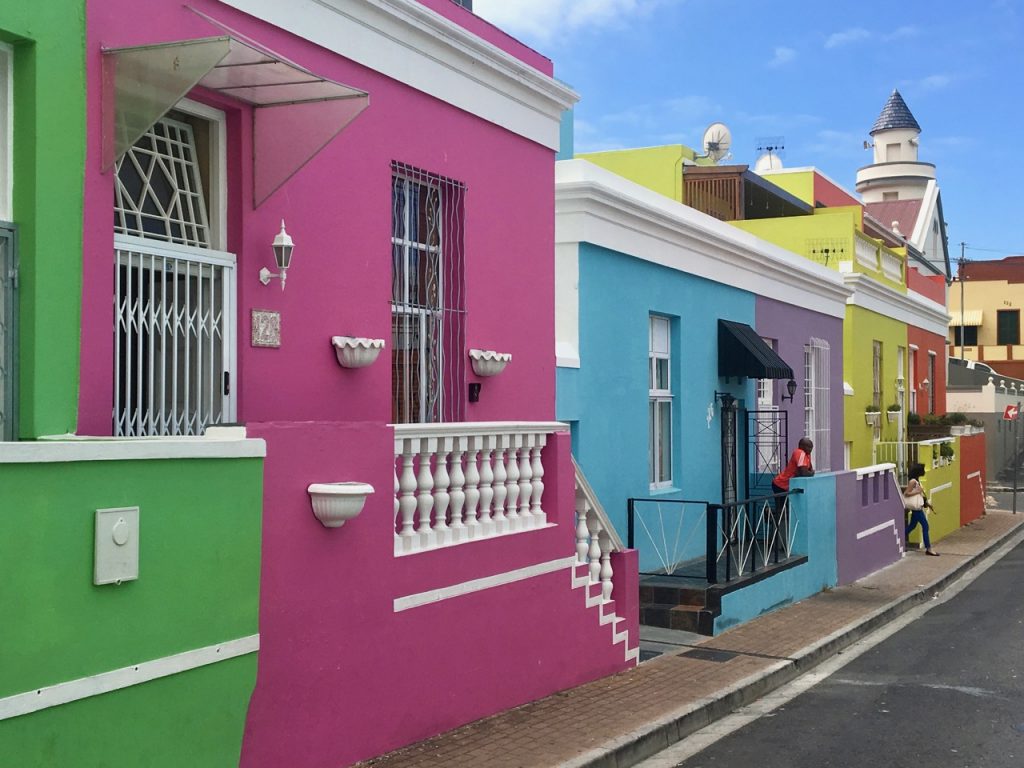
[[714, 473, 839, 632], [556, 242, 757, 571]]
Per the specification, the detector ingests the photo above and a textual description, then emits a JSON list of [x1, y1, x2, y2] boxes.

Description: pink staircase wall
[[242, 426, 633, 767]]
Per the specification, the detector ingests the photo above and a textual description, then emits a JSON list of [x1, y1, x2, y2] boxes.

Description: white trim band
[[855, 462, 896, 478], [0, 634, 259, 721], [394, 556, 577, 612], [0, 437, 265, 464], [967, 471, 981, 480], [929, 481, 953, 495], [857, 520, 898, 540]]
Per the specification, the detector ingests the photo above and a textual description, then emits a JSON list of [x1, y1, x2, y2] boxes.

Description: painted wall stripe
[[0, 634, 259, 721], [929, 481, 953, 495], [0, 437, 265, 464], [857, 520, 897, 540], [967, 471, 981, 480], [394, 557, 577, 612]]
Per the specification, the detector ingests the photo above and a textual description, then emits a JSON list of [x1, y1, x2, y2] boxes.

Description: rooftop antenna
[[754, 136, 785, 172]]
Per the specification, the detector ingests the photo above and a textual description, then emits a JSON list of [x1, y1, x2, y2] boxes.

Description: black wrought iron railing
[[627, 488, 803, 585]]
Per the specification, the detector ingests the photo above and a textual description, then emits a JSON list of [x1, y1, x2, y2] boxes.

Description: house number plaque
[[251, 309, 281, 348]]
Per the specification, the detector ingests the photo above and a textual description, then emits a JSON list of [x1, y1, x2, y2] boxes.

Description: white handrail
[[572, 455, 624, 552]]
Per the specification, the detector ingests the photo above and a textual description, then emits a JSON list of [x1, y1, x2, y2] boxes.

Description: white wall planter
[[886, 410, 901, 424], [307, 482, 375, 528], [332, 337, 385, 368], [864, 412, 881, 427], [469, 349, 511, 377]]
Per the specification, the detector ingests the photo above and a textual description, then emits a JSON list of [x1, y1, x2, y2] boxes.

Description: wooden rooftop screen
[[683, 166, 745, 222]]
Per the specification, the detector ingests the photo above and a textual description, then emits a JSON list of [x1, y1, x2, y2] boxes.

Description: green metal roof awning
[[102, 14, 369, 206], [718, 320, 794, 380]]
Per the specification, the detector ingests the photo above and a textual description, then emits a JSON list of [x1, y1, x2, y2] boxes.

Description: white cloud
[[474, 0, 665, 43], [899, 73, 955, 92], [769, 46, 797, 67], [882, 25, 920, 41], [824, 27, 870, 49]]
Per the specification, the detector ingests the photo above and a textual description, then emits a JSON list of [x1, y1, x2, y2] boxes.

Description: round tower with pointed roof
[[856, 89, 936, 202]]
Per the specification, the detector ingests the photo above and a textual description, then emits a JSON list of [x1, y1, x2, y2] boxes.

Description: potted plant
[[907, 411, 922, 426], [864, 404, 881, 427], [886, 402, 902, 423], [939, 441, 955, 464]]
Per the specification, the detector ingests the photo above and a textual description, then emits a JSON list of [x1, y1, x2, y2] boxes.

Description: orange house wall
[[959, 433, 986, 525], [908, 326, 947, 416]]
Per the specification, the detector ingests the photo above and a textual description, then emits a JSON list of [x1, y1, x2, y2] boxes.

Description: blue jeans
[[906, 509, 931, 550]]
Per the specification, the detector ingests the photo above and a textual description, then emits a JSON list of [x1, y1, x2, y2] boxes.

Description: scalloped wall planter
[[886, 410, 901, 424], [307, 482, 375, 528], [332, 336, 385, 368], [469, 349, 511, 377], [864, 412, 881, 427]]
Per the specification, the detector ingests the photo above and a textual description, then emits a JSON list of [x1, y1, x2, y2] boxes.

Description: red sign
[[1004, 405, 1019, 421]]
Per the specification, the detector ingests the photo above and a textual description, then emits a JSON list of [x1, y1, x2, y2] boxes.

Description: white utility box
[[94, 506, 140, 585]]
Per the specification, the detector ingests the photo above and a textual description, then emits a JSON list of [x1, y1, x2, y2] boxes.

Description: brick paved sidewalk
[[360, 510, 1024, 768]]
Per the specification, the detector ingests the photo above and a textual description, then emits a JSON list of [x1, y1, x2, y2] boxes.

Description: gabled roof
[[864, 199, 923, 238], [870, 89, 921, 135]]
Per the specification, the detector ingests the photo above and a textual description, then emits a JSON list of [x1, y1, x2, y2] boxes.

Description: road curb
[[571, 516, 1024, 768]]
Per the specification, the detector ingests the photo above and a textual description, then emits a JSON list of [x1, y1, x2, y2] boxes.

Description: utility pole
[[959, 242, 966, 360]]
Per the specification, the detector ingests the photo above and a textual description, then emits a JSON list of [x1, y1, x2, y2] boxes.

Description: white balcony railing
[[393, 422, 564, 555], [854, 233, 879, 272], [879, 248, 904, 283], [573, 456, 624, 602]]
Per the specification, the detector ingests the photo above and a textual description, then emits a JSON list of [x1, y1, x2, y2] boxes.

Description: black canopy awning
[[718, 320, 794, 380]]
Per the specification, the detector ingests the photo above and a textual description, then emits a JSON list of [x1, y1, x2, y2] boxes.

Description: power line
[[964, 245, 1024, 255]]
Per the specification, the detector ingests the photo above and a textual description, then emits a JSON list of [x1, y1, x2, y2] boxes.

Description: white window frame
[[649, 315, 672, 490], [0, 42, 13, 222], [928, 351, 937, 413], [872, 340, 883, 410], [909, 345, 918, 414], [896, 345, 906, 414], [804, 337, 831, 471], [177, 98, 227, 251]]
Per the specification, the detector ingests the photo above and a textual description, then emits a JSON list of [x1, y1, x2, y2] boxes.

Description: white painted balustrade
[[573, 457, 624, 604], [393, 422, 563, 555]]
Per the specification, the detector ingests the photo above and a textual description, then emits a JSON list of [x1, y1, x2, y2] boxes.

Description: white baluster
[[449, 437, 466, 542], [463, 438, 481, 537], [432, 437, 452, 545], [599, 530, 614, 603], [530, 436, 546, 525], [587, 513, 603, 584], [505, 435, 521, 530], [478, 437, 495, 534], [394, 461, 400, 535], [575, 492, 590, 565], [518, 434, 533, 528], [492, 437, 508, 532], [397, 439, 418, 549], [416, 437, 436, 548]]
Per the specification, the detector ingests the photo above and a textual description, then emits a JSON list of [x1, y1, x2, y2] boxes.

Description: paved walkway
[[360, 509, 1024, 768]]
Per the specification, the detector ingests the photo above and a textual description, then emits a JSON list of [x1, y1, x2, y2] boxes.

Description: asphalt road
[[670, 536, 1024, 768]]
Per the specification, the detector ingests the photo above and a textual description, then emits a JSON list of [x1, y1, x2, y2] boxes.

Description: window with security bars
[[0, 224, 16, 441], [804, 338, 831, 471], [113, 113, 234, 436], [649, 315, 672, 489], [391, 162, 466, 424]]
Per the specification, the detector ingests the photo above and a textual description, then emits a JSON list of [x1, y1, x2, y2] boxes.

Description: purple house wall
[[756, 295, 845, 471]]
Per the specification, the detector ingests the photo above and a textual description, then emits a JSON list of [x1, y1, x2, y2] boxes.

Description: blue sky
[[474, 0, 1024, 264]]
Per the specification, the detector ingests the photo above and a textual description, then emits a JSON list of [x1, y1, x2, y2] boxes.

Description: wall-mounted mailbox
[[94, 506, 140, 585]]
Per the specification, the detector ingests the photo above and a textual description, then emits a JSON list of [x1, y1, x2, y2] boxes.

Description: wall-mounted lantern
[[780, 379, 798, 403], [259, 220, 295, 290]]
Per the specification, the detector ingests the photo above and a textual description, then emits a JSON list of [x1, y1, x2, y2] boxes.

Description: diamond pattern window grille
[[114, 117, 210, 248], [113, 115, 233, 437]]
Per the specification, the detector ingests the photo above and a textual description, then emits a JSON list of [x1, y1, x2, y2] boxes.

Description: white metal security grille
[[390, 161, 466, 424], [0, 224, 15, 441], [114, 236, 234, 436], [804, 338, 831, 470], [114, 117, 210, 248]]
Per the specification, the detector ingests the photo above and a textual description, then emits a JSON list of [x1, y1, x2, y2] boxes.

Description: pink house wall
[[78, 3, 636, 765], [79, 0, 556, 434]]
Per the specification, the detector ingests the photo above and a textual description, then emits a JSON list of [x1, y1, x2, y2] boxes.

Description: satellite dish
[[702, 122, 732, 163], [754, 152, 784, 172]]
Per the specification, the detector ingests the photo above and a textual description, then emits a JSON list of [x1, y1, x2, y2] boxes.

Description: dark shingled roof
[[870, 89, 921, 135]]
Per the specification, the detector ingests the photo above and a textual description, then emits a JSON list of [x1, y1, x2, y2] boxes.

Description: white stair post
[[504, 434, 521, 530]]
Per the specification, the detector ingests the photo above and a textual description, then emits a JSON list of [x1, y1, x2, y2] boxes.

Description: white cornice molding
[[555, 160, 851, 319], [844, 273, 950, 336], [220, 0, 578, 150]]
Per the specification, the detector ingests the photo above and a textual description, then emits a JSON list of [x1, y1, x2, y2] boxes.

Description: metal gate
[[745, 408, 788, 499], [0, 223, 16, 440]]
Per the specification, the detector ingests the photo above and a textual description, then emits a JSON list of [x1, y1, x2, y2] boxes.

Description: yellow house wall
[[845, 305, 908, 468], [759, 170, 815, 206], [948, 278, 1024, 347], [731, 209, 857, 266], [907, 444, 960, 546], [577, 146, 695, 202]]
